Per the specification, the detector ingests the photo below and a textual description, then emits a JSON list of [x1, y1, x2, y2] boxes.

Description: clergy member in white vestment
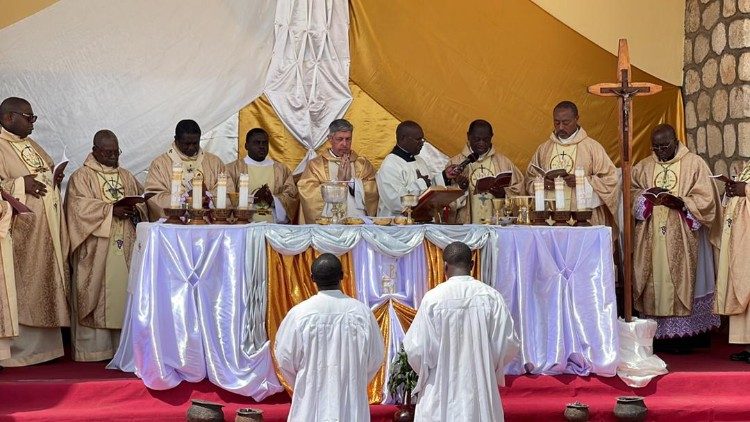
[[403, 242, 519, 422], [376, 121, 458, 217], [274, 253, 384, 421]]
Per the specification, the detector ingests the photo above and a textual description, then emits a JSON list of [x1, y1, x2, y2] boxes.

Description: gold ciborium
[[400, 194, 418, 224], [321, 181, 349, 224]]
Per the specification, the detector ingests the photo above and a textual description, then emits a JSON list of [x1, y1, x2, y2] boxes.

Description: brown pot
[[564, 402, 590, 422], [613, 396, 647, 422], [186, 399, 224, 422], [235, 407, 263, 422]]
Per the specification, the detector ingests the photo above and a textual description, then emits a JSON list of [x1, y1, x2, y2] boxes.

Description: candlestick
[[170, 163, 183, 208], [554, 177, 566, 211], [216, 173, 227, 209], [238, 173, 250, 209], [534, 177, 545, 211], [192, 172, 204, 210]]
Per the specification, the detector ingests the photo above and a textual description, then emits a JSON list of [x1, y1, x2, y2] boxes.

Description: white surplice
[[376, 148, 446, 217], [274, 290, 385, 422], [403, 275, 519, 422]]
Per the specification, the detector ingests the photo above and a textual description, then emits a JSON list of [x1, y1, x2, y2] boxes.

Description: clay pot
[[392, 404, 415, 422], [235, 407, 263, 422], [564, 402, 590, 422], [613, 396, 648, 422], [186, 399, 224, 422]]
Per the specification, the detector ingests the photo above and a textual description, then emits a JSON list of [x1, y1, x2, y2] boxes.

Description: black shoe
[[729, 351, 750, 361]]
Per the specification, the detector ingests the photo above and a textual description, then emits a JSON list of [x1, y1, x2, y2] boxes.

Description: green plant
[[387, 346, 418, 405]]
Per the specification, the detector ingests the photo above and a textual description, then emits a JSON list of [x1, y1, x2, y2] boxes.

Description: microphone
[[455, 152, 479, 171]]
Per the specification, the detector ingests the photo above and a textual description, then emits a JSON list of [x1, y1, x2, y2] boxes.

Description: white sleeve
[[274, 313, 300, 389], [366, 312, 385, 381], [402, 304, 438, 395], [271, 195, 289, 223], [376, 161, 412, 215], [491, 296, 520, 387]]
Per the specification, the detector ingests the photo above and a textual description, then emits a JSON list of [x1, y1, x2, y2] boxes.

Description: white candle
[[534, 177, 545, 211], [238, 174, 250, 209], [216, 173, 227, 209], [192, 173, 204, 209], [170, 164, 183, 208], [554, 177, 566, 211], [574, 167, 586, 210]]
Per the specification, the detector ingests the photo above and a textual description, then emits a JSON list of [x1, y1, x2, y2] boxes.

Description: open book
[[113, 192, 156, 207], [710, 174, 733, 183], [642, 190, 679, 202], [530, 164, 568, 180], [475, 171, 513, 193], [1, 190, 32, 214], [52, 146, 69, 184]]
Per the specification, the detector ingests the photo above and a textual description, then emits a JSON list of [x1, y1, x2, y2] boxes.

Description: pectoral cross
[[588, 39, 662, 322]]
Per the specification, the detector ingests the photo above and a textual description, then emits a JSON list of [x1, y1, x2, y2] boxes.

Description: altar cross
[[588, 39, 662, 322]]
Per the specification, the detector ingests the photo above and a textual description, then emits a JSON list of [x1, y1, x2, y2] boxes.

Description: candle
[[554, 177, 566, 211], [170, 163, 183, 208], [238, 173, 250, 209], [192, 172, 204, 209], [534, 177, 545, 211], [574, 167, 586, 210], [216, 173, 227, 209]]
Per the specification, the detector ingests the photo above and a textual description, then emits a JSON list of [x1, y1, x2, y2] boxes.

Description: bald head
[[652, 123, 676, 140], [92, 129, 120, 168], [443, 241, 472, 276], [311, 253, 344, 290]]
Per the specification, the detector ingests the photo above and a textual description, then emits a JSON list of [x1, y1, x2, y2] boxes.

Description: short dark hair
[[396, 120, 421, 140], [652, 123, 676, 140], [175, 119, 201, 140], [0, 97, 30, 117], [246, 128, 268, 143], [467, 119, 493, 135], [93, 129, 117, 147], [328, 118, 353, 136], [554, 101, 579, 117], [311, 253, 343, 288], [443, 241, 472, 271]]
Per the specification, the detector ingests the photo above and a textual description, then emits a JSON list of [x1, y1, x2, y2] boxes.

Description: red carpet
[[1, 338, 749, 421]]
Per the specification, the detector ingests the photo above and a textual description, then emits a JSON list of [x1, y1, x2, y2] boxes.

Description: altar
[[108, 222, 619, 403]]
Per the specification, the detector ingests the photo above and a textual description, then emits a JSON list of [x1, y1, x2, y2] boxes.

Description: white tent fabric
[[264, 0, 353, 174], [0, 0, 275, 176]]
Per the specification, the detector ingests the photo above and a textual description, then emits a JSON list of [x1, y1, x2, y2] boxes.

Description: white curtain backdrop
[[0, 0, 275, 176], [264, 0, 353, 174]]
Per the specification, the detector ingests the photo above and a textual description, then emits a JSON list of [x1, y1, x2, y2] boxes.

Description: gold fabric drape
[[348, 0, 685, 169], [266, 244, 357, 393], [367, 299, 417, 403], [424, 240, 481, 289]]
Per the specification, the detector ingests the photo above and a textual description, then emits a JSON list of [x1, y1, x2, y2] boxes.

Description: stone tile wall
[[684, 0, 749, 175]]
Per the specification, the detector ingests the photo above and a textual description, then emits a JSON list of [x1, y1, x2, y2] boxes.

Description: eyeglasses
[[651, 141, 675, 152], [11, 111, 37, 123], [94, 146, 122, 157], [408, 136, 425, 144]]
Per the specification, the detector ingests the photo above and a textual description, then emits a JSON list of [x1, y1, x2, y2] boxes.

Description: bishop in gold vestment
[[0, 97, 67, 367], [297, 119, 378, 223], [65, 131, 144, 361], [632, 124, 720, 339]]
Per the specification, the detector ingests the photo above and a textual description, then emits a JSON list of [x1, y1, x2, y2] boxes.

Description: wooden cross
[[588, 39, 661, 322]]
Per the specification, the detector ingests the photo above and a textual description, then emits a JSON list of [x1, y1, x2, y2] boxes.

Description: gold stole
[[546, 143, 578, 210], [94, 170, 128, 329], [167, 144, 205, 191], [651, 160, 681, 314], [467, 153, 497, 223], [8, 139, 66, 284], [715, 164, 750, 314], [246, 163, 275, 223]]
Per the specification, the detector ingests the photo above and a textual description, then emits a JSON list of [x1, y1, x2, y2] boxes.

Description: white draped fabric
[[110, 223, 620, 399], [0, 0, 275, 176], [264, 0, 353, 174]]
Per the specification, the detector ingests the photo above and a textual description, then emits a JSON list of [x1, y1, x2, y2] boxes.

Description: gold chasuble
[[447, 145, 525, 224], [144, 143, 232, 221], [632, 145, 719, 316], [297, 149, 378, 224], [713, 162, 750, 343], [66, 154, 143, 329], [0, 128, 69, 328], [226, 158, 299, 223], [0, 200, 18, 360], [526, 128, 619, 227]]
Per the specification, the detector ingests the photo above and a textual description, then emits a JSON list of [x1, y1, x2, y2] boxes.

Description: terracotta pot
[[186, 399, 224, 422], [613, 396, 648, 422], [564, 402, 590, 422], [235, 407, 263, 422], [392, 404, 415, 422]]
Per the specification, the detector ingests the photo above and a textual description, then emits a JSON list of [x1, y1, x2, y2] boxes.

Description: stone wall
[[684, 0, 749, 176]]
